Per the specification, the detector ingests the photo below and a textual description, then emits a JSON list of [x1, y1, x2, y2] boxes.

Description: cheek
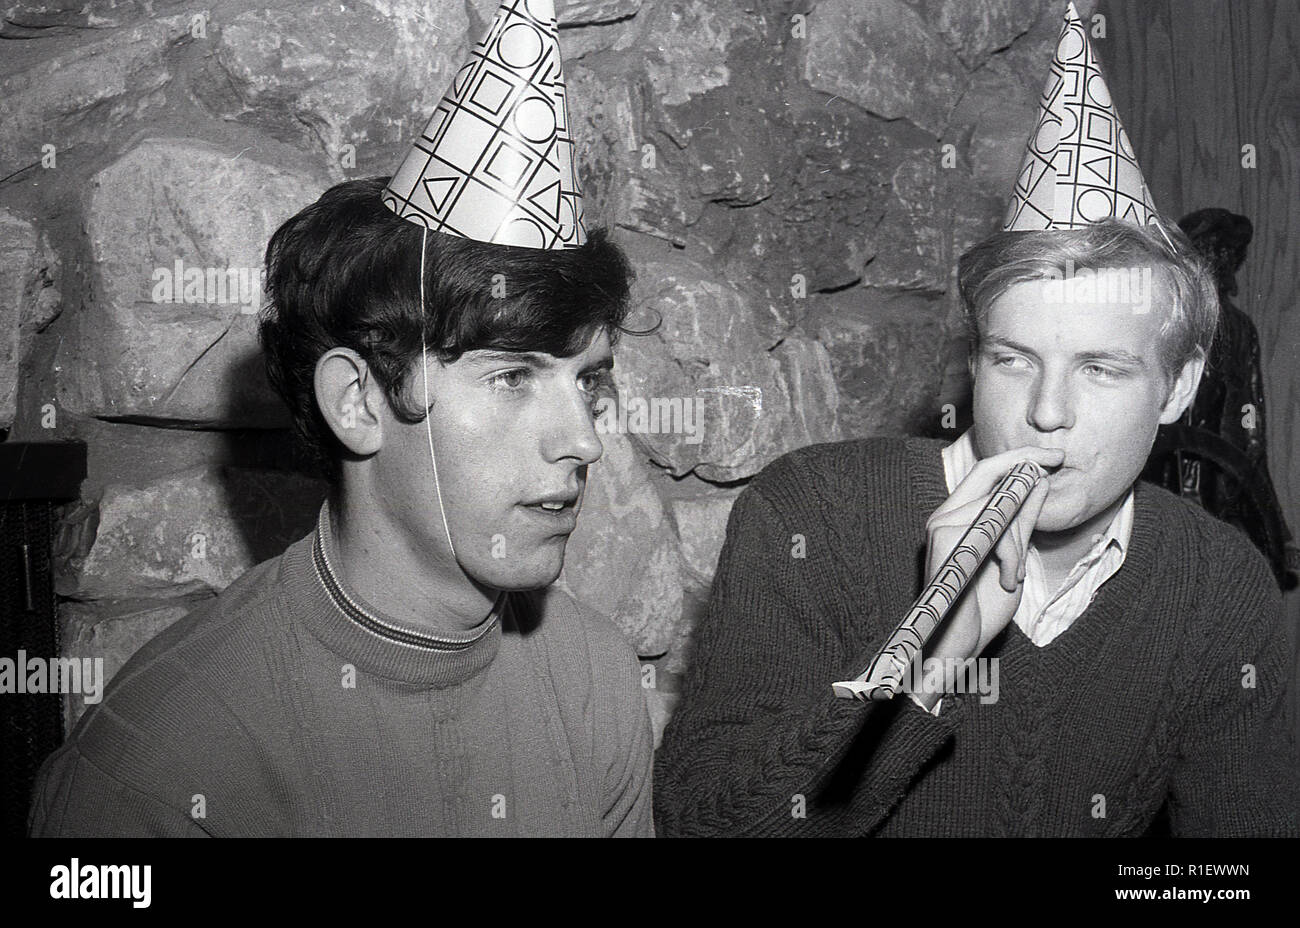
[[437, 452, 512, 521], [971, 376, 1025, 434], [1078, 389, 1162, 447], [1069, 402, 1159, 495], [427, 412, 517, 519]]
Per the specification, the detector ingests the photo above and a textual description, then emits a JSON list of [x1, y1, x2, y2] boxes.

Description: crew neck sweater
[[30, 505, 654, 837], [654, 437, 1298, 837]]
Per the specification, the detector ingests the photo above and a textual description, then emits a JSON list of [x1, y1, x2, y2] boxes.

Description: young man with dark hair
[[28, 175, 652, 837], [31, 0, 660, 837], [31, 1, 655, 836]]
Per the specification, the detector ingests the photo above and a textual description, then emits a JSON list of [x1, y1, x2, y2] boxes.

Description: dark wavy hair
[[259, 176, 634, 482]]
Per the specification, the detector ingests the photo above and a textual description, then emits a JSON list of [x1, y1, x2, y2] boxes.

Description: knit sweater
[[30, 505, 654, 837], [654, 437, 1298, 837]]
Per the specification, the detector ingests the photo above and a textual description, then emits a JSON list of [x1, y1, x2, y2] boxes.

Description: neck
[[328, 489, 499, 635]]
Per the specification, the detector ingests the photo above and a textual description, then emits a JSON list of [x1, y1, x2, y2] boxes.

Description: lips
[[517, 490, 582, 533], [520, 490, 580, 509]]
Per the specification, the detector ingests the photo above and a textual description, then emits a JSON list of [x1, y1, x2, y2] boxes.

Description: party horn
[[831, 460, 1046, 702]]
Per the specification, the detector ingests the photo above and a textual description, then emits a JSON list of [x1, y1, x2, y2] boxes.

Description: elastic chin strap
[[418, 224, 458, 564]]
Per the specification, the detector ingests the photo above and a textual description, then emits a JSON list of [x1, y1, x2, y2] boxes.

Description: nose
[[1026, 367, 1075, 433], [539, 384, 604, 466]]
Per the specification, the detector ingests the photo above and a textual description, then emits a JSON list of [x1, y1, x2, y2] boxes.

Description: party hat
[[382, 0, 587, 249], [1003, 2, 1158, 231]]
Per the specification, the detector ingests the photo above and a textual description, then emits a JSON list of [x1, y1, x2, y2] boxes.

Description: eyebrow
[[465, 349, 614, 373], [982, 337, 1147, 368]]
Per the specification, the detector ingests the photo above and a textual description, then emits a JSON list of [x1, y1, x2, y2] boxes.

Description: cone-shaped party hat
[[382, 0, 587, 249], [1003, 2, 1159, 231]]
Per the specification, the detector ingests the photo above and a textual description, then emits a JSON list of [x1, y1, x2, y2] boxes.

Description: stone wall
[[0, 0, 1094, 739]]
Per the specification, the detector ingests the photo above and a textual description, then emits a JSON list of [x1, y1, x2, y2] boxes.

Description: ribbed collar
[[277, 501, 502, 687]]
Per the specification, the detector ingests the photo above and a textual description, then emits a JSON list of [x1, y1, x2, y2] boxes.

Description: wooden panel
[[1097, 0, 1300, 735]]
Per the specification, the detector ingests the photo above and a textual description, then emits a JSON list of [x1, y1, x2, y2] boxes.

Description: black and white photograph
[[0, 0, 1296, 898]]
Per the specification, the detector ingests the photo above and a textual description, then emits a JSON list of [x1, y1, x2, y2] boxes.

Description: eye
[[579, 370, 611, 395], [1082, 363, 1120, 380], [579, 371, 614, 420], [991, 354, 1029, 370], [487, 368, 530, 390]]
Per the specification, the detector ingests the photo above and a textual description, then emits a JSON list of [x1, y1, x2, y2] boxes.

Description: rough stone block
[[0, 1, 185, 35], [615, 236, 840, 482], [56, 464, 327, 601], [55, 138, 327, 427], [197, 1, 470, 165], [557, 429, 683, 656], [912, 0, 1040, 68], [804, 0, 964, 137], [0, 14, 181, 173], [812, 288, 950, 439], [0, 209, 62, 431], [671, 493, 739, 590]]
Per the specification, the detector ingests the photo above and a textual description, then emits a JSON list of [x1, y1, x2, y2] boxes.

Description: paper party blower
[[382, 0, 587, 249], [1003, 2, 1159, 231]]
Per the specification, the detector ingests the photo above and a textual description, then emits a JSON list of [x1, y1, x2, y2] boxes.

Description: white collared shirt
[[941, 429, 1133, 647]]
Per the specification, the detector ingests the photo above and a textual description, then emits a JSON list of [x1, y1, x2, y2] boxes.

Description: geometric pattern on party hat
[[382, 0, 587, 249], [1003, 2, 1159, 231]]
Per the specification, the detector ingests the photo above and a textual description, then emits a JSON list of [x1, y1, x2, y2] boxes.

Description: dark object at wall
[[0, 441, 87, 837], [1142, 209, 1298, 590]]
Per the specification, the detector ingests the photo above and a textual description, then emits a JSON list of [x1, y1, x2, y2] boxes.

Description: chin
[[466, 555, 566, 592], [1033, 512, 1085, 535], [1034, 498, 1096, 534]]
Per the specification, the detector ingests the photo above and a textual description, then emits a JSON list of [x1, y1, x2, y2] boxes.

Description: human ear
[[314, 347, 385, 455], [1158, 351, 1206, 425]]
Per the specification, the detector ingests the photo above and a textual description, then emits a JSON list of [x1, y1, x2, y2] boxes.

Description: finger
[[924, 498, 1004, 593], [1013, 478, 1052, 537], [944, 445, 1066, 512], [1002, 479, 1051, 590], [989, 472, 1045, 587], [930, 466, 1051, 591], [927, 496, 996, 532], [929, 494, 1020, 594], [994, 522, 1023, 592]]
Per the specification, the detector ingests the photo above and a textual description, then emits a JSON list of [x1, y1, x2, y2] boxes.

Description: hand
[[907, 446, 1060, 709]]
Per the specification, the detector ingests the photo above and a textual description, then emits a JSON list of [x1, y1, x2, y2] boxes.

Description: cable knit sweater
[[30, 505, 654, 837], [654, 437, 1298, 837]]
